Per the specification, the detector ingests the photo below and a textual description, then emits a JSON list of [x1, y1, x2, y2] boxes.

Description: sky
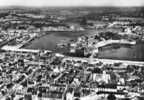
[[0, 0, 143, 7]]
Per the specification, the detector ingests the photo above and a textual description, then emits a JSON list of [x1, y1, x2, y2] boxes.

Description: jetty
[[94, 39, 136, 48]]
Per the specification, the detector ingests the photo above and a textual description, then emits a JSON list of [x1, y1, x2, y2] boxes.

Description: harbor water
[[24, 32, 144, 61]]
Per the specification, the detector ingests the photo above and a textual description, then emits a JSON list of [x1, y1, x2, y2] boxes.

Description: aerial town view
[[0, 0, 144, 100]]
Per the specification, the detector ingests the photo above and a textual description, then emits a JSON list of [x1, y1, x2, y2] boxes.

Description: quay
[[0, 36, 18, 48], [94, 39, 136, 48], [64, 57, 144, 66], [1, 36, 36, 50], [89, 39, 136, 55], [1, 45, 144, 66], [1, 46, 51, 53]]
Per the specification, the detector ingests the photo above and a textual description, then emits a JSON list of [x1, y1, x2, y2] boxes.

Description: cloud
[[113, 0, 143, 6], [0, 0, 143, 6]]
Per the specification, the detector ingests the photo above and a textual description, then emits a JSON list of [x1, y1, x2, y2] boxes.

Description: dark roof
[[98, 84, 117, 89], [97, 91, 126, 95]]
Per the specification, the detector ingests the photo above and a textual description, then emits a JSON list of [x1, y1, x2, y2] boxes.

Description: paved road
[[64, 56, 144, 66]]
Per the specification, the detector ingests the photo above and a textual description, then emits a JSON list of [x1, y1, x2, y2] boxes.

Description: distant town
[[0, 7, 144, 100]]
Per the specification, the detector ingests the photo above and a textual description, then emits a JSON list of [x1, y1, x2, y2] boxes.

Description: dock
[[94, 39, 136, 48]]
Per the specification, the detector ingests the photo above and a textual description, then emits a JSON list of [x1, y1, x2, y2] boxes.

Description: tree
[[6, 97, 11, 100], [92, 68, 102, 73], [80, 17, 87, 25], [122, 98, 131, 100], [74, 98, 80, 100], [11, 93, 15, 100], [107, 94, 116, 100]]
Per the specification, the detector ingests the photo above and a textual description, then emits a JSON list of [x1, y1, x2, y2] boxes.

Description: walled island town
[[0, 6, 144, 100]]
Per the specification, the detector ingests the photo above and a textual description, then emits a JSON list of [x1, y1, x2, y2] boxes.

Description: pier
[[94, 39, 136, 48], [0, 36, 18, 48], [1, 46, 51, 53], [90, 39, 136, 57], [64, 56, 144, 66]]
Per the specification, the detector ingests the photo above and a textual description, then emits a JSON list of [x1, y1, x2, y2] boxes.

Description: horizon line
[[0, 5, 144, 8]]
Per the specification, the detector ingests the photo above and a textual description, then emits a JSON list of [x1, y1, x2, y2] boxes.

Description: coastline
[[1, 45, 144, 66]]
